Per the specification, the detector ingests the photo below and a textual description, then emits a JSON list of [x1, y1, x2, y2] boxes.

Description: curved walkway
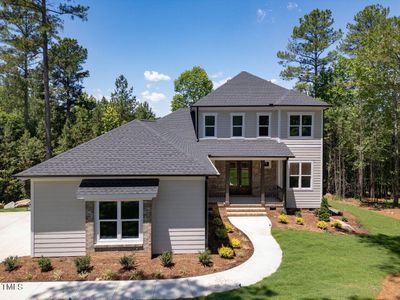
[[3, 216, 282, 300]]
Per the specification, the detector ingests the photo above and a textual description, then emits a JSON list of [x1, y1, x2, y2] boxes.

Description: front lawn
[[205, 201, 400, 299], [0, 207, 29, 212]]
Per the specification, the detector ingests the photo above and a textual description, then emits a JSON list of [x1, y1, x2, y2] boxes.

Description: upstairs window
[[204, 114, 216, 137], [289, 114, 313, 137], [257, 113, 270, 137], [231, 114, 244, 137], [289, 162, 312, 189]]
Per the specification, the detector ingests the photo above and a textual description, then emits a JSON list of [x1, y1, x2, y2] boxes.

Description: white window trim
[[95, 200, 143, 245], [264, 160, 272, 169], [287, 112, 314, 139], [230, 113, 245, 138], [203, 113, 217, 139], [257, 112, 272, 138], [288, 161, 313, 190]]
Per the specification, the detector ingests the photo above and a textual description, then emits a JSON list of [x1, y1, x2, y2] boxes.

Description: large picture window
[[289, 162, 312, 189], [289, 114, 313, 137], [231, 114, 244, 137], [257, 113, 270, 137], [97, 201, 142, 243], [204, 114, 216, 137]]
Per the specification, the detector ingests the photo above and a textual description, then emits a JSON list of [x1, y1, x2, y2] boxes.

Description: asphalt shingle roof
[[16, 71, 303, 178], [192, 71, 329, 107]]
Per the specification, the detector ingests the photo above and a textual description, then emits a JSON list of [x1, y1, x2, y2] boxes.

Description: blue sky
[[62, 0, 400, 117]]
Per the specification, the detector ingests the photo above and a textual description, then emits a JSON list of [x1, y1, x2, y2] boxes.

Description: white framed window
[[203, 113, 217, 138], [257, 113, 271, 137], [288, 113, 313, 138], [289, 162, 312, 189], [96, 200, 143, 244], [264, 160, 272, 169], [231, 113, 245, 137]]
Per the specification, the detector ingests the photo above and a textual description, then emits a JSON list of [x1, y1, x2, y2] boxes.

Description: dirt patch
[[268, 209, 368, 235], [376, 274, 400, 300], [331, 197, 400, 221], [0, 206, 253, 282]]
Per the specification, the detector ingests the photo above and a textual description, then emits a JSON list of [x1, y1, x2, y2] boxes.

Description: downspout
[[283, 159, 288, 208]]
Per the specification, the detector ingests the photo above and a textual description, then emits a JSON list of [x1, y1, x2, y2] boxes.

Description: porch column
[[260, 160, 266, 205], [283, 159, 288, 207], [225, 161, 230, 205]]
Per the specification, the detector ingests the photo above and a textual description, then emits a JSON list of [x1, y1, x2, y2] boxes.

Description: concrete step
[[226, 207, 266, 211], [227, 211, 268, 216]]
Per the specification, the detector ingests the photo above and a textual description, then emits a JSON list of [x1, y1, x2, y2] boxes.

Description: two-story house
[[16, 71, 328, 257]]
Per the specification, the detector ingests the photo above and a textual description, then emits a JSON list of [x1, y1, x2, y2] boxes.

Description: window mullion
[[117, 201, 121, 240]]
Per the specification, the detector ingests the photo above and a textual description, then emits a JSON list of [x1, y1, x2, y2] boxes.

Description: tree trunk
[[370, 162, 375, 199], [23, 56, 29, 130], [41, 0, 52, 159], [393, 95, 399, 207]]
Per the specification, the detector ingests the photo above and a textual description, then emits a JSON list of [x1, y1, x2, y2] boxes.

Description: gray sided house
[[16, 71, 328, 257]]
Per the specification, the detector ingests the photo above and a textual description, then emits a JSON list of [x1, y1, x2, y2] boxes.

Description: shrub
[[331, 220, 342, 229], [3, 256, 18, 272], [198, 249, 212, 266], [317, 197, 331, 222], [279, 209, 287, 215], [160, 251, 174, 267], [74, 255, 91, 274], [230, 238, 241, 248], [341, 216, 348, 222], [224, 222, 234, 233], [295, 217, 304, 225], [153, 269, 164, 279], [129, 270, 145, 280], [212, 208, 220, 217], [119, 255, 136, 270], [215, 227, 228, 239], [295, 210, 302, 217], [25, 273, 33, 281], [317, 221, 328, 230], [101, 269, 114, 280], [78, 272, 89, 281], [38, 256, 52, 272], [212, 217, 223, 226], [218, 246, 234, 259], [278, 214, 288, 224], [53, 270, 64, 281]]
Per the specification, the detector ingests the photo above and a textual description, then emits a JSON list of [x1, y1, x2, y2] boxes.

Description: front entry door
[[229, 161, 252, 195]]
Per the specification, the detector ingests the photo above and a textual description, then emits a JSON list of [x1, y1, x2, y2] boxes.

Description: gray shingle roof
[[77, 179, 159, 199], [192, 71, 328, 107]]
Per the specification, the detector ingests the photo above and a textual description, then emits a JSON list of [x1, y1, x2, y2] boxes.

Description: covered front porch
[[207, 158, 288, 207]]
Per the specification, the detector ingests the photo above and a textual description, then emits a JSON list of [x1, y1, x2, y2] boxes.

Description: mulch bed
[[0, 206, 253, 282], [376, 274, 400, 300], [269, 209, 368, 235]]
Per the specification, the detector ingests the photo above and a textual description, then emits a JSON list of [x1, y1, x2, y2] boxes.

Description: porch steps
[[226, 206, 268, 216]]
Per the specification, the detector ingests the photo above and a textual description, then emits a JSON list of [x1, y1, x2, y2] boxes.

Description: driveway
[[0, 212, 30, 261], [0, 216, 282, 300]]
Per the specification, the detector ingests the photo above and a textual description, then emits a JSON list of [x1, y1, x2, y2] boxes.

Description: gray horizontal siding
[[152, 179, 205, 254], [284, 143, 322, 208], [33, 181, 85, 257]]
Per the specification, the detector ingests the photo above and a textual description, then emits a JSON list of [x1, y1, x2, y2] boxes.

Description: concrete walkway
[[0, 212, 30, 261], [0, 216, 282, 300]]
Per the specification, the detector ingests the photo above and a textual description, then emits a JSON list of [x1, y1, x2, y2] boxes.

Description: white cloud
[[141, 90, 166, 102], [256, 8, 266, 23], [287, 2, 299, 11], [144, 70, 171, 82], [213, 77, 232, 89], [210, 71, 223, 79], [270, 78, 278, 84]]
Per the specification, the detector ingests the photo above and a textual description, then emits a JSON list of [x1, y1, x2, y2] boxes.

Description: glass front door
[[229, 161, 252, 195]]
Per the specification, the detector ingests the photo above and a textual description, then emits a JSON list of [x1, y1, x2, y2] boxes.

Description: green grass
[[203, 201, 400, 300], [0, 207, 29, 212]]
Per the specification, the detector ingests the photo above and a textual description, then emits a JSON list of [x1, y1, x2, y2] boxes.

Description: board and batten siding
[[152, 178, 205, 254], [32, 180, 86, 257], [198, 108, 279, 139]]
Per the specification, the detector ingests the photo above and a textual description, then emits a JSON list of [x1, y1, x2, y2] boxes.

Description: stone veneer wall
[[85, 200, 152, 256], [208, 161, 226, 197]]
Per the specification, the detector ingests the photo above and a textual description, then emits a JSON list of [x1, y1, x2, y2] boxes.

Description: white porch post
[[225, 161, 230, 205]]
